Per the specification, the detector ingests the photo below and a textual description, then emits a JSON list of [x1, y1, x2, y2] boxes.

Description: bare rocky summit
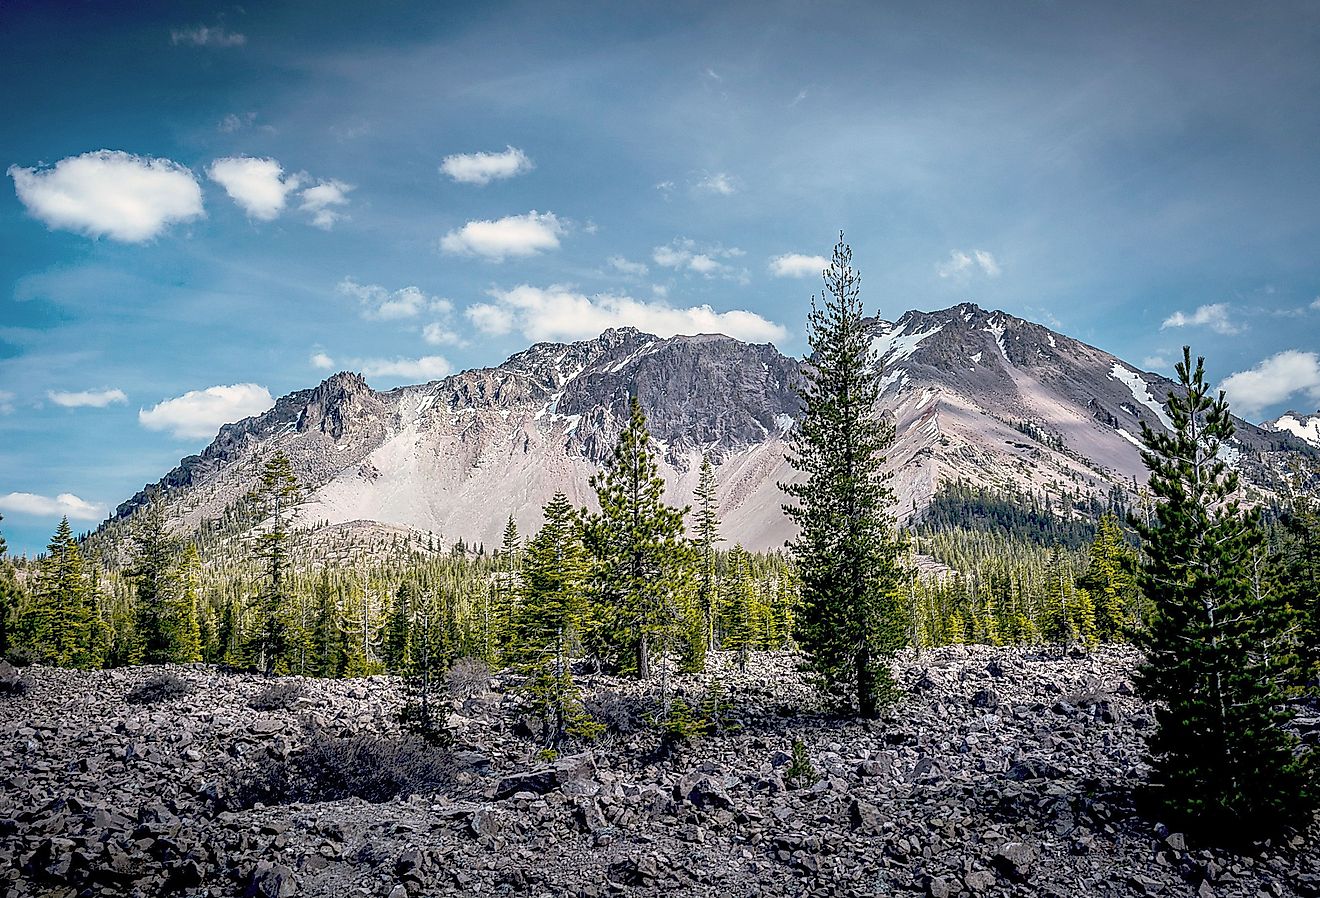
[[3, 648, 1318, 897], [99, 306, 1316, 558]]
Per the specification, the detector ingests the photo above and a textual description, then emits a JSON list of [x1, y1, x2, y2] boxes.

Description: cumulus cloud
[[138, 383, 273, 440], [440, 211, 564, 260], [465, 284, 787, 343], [651, 238, 746, 281], [0, 492, 105, 521], [0, 390, 14, 414], [48, 388, 127, 408], [207, 156, 301, 220], [769, 253, 827, 278], [1142, 355, 1172, 372], [1312, 297, 1320, 311], [1220, 350, 1320, 418], [300, 179, 352, 229], [439, 146, 534, 185], [337, 278, 450, 321], [358, 356, 451, 382], [608, 256, 649, 276], [1161, 303, 1241, 335], [310, 352, 335, 370], [937, 249, 1000, 279], [170, 25, 246, 47], [422, 322, 463, 346], [8, 150, 204, 242], [697, 172, 736, 195]]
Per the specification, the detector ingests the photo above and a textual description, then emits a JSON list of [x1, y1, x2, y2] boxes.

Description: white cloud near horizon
[[608, 256, 649, 276], [170, 25, 245, 47], [1161, 302, 1241, 335], [440, 211, 564, 260], [48, 388, 128, 408], [769, 253, 827, 278], [652, 238, 746, 281], [465, 284, 787, 343], [439, 146, 534, 185], [138, 383, 274, 439], [338, 278, 451, 321], [358, 356, 452, 381], [937, 249, 1000, 279], [8, 150, 204, 242], [310, 352, 335, 370], [207, 156, 301, 220], [1220, 350, 1320, 418], [0, 492, 106, 521]]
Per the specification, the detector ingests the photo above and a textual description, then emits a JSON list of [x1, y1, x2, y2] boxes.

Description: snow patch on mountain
[[1110, 364, 1175, 433]]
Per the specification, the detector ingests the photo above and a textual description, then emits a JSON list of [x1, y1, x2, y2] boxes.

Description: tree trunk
[[638, 630, 650, 679], [857, 644, 878, 718]]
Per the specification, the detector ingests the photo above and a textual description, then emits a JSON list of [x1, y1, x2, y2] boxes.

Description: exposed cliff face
[[104, 305, 1316, 553]]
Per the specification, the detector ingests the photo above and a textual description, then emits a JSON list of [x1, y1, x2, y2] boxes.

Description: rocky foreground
[[2, 647, 1318, 898]]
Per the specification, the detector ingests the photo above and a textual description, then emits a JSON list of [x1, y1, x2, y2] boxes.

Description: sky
[[3, 0, 1320, 554]]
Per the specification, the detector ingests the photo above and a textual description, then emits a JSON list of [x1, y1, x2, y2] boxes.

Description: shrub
[[127, 673, 190, 705], [249, 681, 305, 711], [227, 731, 453, 809], [785, 739, 818, 789], [447, 656, 489, 700]]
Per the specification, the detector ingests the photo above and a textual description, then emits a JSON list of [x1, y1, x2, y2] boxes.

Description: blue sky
[[3, 0, 1320, 553]]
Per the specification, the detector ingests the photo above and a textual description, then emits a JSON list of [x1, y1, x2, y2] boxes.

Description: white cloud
[[300, 179, 353, 229], [609, 256, 649, 276], [1311, 297, 1320, 311], [8, 150, 204, 242], [651, 238, 746, 280], [1220, 350, 1320, 418], [1161, 303, 1241, 335], [769, 253, 827, 278], [48, 388, 127, 408], [358, 356, 451, 382], [422, 322, 463, 346], [439, 146, 534, 186], [337, 278, 450, 321], [138, 383, 273, 440], [466, 284, 787, 343], [217, 112, 256, 132], [937, 249, 1000, 279], [207, 156, 301, 221], [170, 25, 246, 47], [0, 492, 106, 521], [440, 211, 565, 260], [697, 172, 736, 195], [311, 352, 335, 370], [1142, 355, 1172, 371], [0, 390, 14, 414]]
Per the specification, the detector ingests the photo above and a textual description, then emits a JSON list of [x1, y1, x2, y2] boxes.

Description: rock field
[[2, 646, 1318, 898]]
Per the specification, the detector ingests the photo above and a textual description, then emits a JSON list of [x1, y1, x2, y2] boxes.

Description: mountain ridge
[[104, 304, 1317, 554]]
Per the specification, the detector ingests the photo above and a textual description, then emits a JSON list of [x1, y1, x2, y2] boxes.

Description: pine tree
[[0, 514, 17, 659], [581, 396, 692, 679], [1134, 346, 1317, 843], [400, 587, 450, 744], [126, 506, 181, 664], [1077, 513, 1140, 640], [487, 516, 522, 663], [248, 451, 301, 675], [308, 574, 346, 677], [515, 492, 598, 745], [718, 545, 755, 669], [25, 518, 99, 668], [1278, 467, 1320, 692], [781, 235, 905, 717], [693, 455, 720, 658], [172, 544, 204, 663]]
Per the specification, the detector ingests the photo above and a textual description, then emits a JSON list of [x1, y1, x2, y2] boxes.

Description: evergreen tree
[[1077, 513, 1140, 640], [248, 451, 301, 674], [693, 455, 720, 657], [399, 587, 450, 744], [487, 515, 522, 663], [308, 574, 346, 677], [515, 492, 598, 745], [1278, 468, 1320, 692], [1134, 346, 1317, 843], [718, 545, 755, 669], [0, 514, 17, 659], [781, 235, 905, 717], [126, 506, 181, 664], [384, 580, 417, 673], [581, 396, 692, 678], [172, 544, 204, 663], [24, 518, 100, 668]]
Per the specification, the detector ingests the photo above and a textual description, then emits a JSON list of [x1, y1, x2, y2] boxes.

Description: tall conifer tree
[[582, 396, 691, 678], [248, 451, 300, 674], [781, 235, 904, 717], [126, 506, 181, 664], [693, 455, 720, 654], [1134, 346, 1317, 842]]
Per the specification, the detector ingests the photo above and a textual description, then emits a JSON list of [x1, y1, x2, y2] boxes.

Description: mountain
[[104, 303, 1315, 554], [1262, 410, 1320, 447]]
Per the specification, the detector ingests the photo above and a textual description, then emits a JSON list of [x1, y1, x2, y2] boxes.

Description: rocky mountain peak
[[1261, 409, 1320, 447], [297, 372, 382, 439]]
